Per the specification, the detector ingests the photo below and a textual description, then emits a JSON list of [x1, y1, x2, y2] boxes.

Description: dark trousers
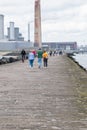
[[22, 55, 25, 62], [43, 58, 48, 67]]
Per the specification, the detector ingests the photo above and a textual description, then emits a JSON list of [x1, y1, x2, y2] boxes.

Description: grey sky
[[0, 0, 87, 45]]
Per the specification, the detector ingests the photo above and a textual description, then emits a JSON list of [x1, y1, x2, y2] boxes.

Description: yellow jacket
[[42, 52, 48, 58]]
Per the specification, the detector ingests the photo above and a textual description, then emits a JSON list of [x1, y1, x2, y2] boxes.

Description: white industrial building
[[0, 14, 34, 51], [0, 41, 33, 51], [7, 22, 24, 41]]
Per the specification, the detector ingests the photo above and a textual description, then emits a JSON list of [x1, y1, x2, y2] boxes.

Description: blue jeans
[[38, 58, 42, 67], [29, 59, 34, 67]]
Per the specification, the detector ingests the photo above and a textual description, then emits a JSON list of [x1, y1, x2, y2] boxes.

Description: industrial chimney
[[9, 22, 15, 41], [34, 0, 42, 48], [0, 14, 4, 40]]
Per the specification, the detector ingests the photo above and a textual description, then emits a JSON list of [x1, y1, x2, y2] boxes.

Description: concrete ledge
[[67, 53, 87, 72]]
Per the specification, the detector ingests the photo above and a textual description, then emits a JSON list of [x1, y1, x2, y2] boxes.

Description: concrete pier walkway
[[0, 55, 87, 130]]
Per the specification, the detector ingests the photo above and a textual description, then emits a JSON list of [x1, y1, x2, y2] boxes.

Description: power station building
[[0, 14, 33, 51], [0, 15, 24, 41], [0, 14, 77, 51], [42, 42, 77, 51], [7, 22, 24, 41]]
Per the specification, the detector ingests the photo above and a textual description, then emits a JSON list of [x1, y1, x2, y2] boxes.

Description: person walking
[[37, 48, 43, 68], [21, 49, 26, 62], [42, 50, 48, 67], [28, 50, 35, 68]]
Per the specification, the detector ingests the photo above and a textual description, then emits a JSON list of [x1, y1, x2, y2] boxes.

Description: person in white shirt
[[28, 50, 35, 68]]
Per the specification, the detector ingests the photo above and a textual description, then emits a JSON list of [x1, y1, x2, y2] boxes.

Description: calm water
[[72, 53, 87, 70]]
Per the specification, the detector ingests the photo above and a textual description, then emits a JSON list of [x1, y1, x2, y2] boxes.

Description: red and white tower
[[34, 0, 42, 48]]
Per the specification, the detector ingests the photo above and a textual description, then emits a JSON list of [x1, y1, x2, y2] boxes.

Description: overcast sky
[[0, 0, 87, 45]]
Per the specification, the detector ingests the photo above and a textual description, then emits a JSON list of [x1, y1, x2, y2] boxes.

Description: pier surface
[[0, 55, 87, 130]]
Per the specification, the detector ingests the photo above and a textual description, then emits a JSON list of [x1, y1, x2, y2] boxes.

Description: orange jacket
[[42, 52, 48, 58]]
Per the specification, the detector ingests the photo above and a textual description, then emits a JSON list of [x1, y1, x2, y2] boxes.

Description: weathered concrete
[[0, 55, 87, 130]]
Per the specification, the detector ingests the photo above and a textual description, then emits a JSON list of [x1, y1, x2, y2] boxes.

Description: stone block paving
[[0, 55, 87, 130]]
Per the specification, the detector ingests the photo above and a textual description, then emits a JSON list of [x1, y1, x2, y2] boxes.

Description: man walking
[[21, 49, 26, 62]]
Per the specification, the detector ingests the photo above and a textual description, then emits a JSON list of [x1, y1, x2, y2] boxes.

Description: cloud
[[0, 0, 87, 45]]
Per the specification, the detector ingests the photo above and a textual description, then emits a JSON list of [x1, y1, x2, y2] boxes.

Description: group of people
[[21, 48, 48, 68]]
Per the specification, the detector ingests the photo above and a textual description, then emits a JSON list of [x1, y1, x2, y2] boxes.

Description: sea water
[[72, 53, 87, 70]]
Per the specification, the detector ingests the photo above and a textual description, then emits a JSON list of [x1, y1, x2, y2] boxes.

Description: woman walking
[[42, 50, 48, 67], [28, 50, 35, 68]]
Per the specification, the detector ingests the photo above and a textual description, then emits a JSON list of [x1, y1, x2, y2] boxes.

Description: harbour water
[[72, 53, 87, 70]]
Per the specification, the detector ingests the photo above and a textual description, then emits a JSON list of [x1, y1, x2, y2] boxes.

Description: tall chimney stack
[[9, 22, 15, 41], [0, 14, 4, 40], [34, 0, 42, 48]]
